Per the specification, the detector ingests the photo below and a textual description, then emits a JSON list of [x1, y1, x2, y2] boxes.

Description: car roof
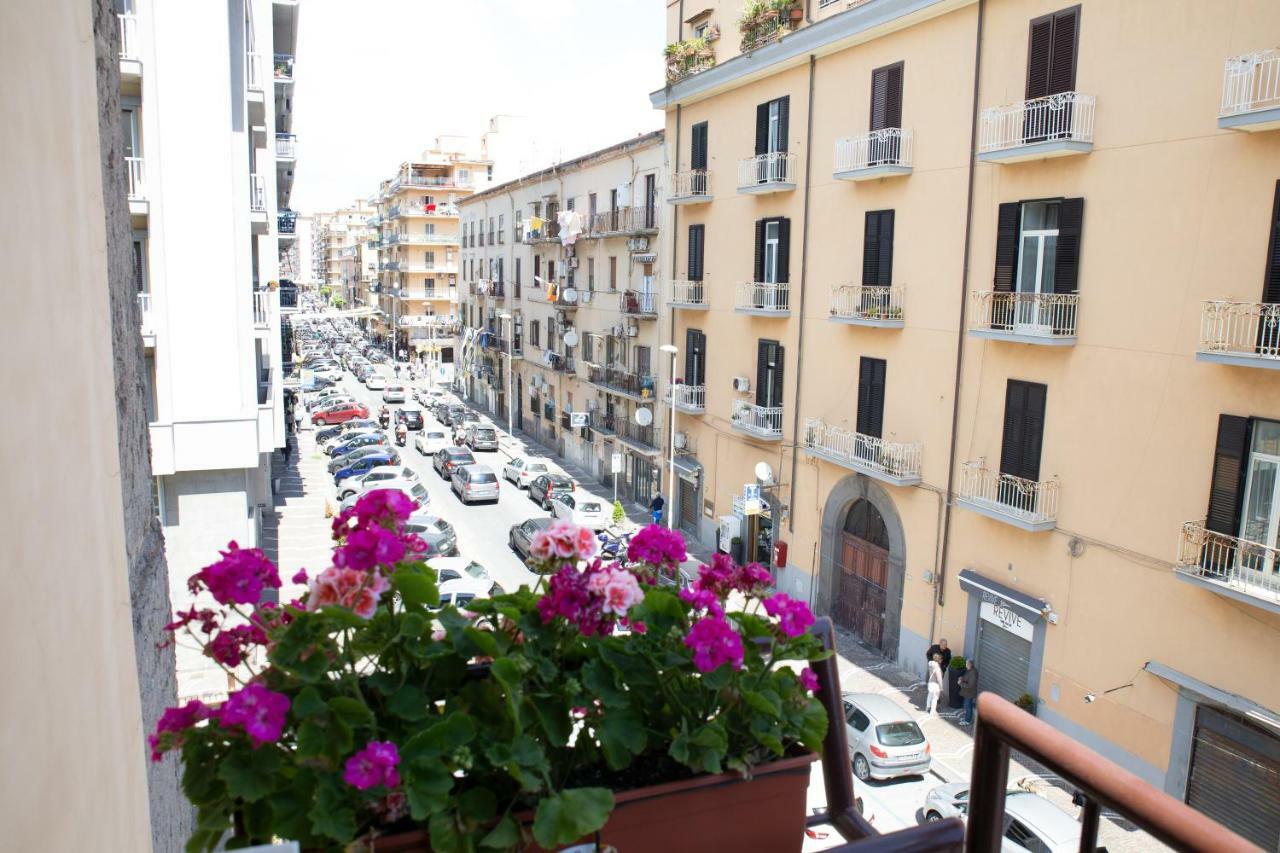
[[524, 517, 555, 530], [438, 578, 490, 596], [460, 464, 495, 474], [429, 557, 484, 574], [842, 692, 915, 723], [445, 447, 473, 456], [1004, 792, 1080, 845]]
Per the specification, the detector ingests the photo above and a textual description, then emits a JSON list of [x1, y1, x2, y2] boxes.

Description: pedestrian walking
[[925, 654, 944, 716], [958, 659, 978, 725], [925, 637, 952, 672], [282, 436, 293, 464], [650, 494, 665, 526], [293, 405, 304, 433]]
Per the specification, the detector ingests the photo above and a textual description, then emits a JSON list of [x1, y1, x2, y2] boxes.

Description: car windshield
[[876, 722, 925, 746], [551, 478, 573, 488], [427, 432, 446, 439], [474, 429, 496, 439], [580, 502, 602, 513], [529, 464, 548, 472]]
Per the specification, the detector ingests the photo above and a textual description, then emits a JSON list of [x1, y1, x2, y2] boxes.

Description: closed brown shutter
[[994, 202, 1021, 292], [856, 357, 887, 439], [691, 122, 709, 171], [999, 380, 1047, 482], [688, 224, 705, 281], [1025, 16, 1053, 99], [1264, 180, 1280, 304], [756, 339, 783, 408], [1027, 7, 1079, 99], [776, 217, 791, 285], [1205, 415, 1250, 536], [1054, 197, 1084, 294], [870, 62, 904, 131], [685, 329, 705, 385], [863, 210, 895, 287], [755, 102, 770, 156], [776, 96, 790, 151], [753, 219, 765, 282]]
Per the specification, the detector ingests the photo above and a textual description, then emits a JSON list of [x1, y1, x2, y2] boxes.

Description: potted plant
[[151, 493, 830, 851], [1016, 692, 1037, 714], [947, 655, 966, 709]]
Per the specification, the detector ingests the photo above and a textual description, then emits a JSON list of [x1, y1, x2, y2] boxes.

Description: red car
[[312, 402, 369, 426]]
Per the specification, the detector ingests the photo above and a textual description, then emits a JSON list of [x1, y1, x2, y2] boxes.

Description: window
[[1263, 180, 1280, 307], [457, 168, 471, 185], [498, 214, 504, 244], [856, 357, 886, 438], [862, 211, 894, 287], [588, 193, 597, 221], [478, 221, 485, 247], [515, 258, 522, 297], [754, 96, 790, 157], [1026, 7, 1079, 101], [515, 210, 523, 242], [684, 329, 706, 385], [588, 257, 596, 291], [693, 20, 709, 39], [1004, 818, 1048, 853], [609, 256, 618, 290], [425, 251, 435, 268], [530, 319, 540, 347], [844, 704, 870, 732], [688, 224, 706, 281], [753, 218, 790, 304], [1208, 417, 1280, 580], [132, 234, 148, 293], [489, 216, 495, 242], [994, 199, 1084, 328], [869, 62, 904, 132], [756, 339, 784, 408], [643, 173, 657, 228], [1000, 380, 1048, 486], [425, 223, 435, 234], [691, 121, 709, 171]]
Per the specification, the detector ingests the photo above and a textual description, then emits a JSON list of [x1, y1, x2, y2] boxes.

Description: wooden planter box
[[370, 752, 818, 852]]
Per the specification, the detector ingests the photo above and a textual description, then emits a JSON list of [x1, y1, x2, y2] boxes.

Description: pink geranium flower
[[762, 593, 815, 638], [683, 615, 744, 673], [344, 740, 401, 790], [190, 541, 281, 606], [627, 524, 687, 569], [148, 700, 213, 761], [219, 683, 289, 746], [307, 567, 389, 618], [800, 667, 820, 693], [601, 570, 644, 616]]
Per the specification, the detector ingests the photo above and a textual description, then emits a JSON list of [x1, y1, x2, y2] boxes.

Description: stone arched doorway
[[818, 476, 906, 659]]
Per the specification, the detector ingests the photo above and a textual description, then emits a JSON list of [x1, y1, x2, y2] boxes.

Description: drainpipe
[[787, 55, 817, 535], [934, 0, 986, 619], [804, 0, 814, 24], [669, 107, 682, 507]]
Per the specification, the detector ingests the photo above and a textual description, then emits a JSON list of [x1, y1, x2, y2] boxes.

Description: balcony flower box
[[664, 36, 717, 84], [151, 509, 829, 852], [739, 0, 800, 52]]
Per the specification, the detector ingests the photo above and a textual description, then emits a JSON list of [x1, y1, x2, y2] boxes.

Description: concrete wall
[[1, 0, 157, 847]]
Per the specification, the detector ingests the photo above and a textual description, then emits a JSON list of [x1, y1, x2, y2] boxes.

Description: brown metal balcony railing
[[592, 412, 617, 435], [587, 365, 658, 400], [618, 420, 660, 452], [621, 288, 658, 317], [588, 205, 659, 236]]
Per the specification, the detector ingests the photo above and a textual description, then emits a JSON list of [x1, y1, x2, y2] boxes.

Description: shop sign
[[980, 597, 1034, 642]]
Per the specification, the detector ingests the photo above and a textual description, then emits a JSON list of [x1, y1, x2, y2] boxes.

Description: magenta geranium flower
[[190, 542, 281, 606], [601, 569, 644, 616], [205, 623, 268, 667], [291, 568, 308, 584], [800, 667, 820, 693], [627, 524, 687, 569], [344, 740, 401, 790], [762, 593, 815, 638], [148, 700, 213, 761], [335, 526, 406, 571], [678, 586, 724, 616], [219, 683, 290, 746], [683, 615, 744, 673]]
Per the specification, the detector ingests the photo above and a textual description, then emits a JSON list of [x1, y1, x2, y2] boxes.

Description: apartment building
[[120, 0, 300, 703], [369, 140, 492, 367], [458, 132, 669, 504], [313, 202, 375, 305], [654, 0, 1280, 841]]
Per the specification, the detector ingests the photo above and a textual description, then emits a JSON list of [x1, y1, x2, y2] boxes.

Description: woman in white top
[[925, 653, 944, 716]]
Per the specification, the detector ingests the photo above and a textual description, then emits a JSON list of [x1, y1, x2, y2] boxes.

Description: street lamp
[[498, 313, 514, 437], [660, 343, 679, 530]]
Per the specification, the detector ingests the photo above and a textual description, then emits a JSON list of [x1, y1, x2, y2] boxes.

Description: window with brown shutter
[[1263, 180, 1280, 305], [691, 122, 709, 171], [999, 380, 1048, 484], [869, 62, 904, 132], [856, 357, 887, 439], [862, 210, 895, 288], [756, 339, 784, 408], [688, 224, 705, 281], [1026, 6, 1079, 100]]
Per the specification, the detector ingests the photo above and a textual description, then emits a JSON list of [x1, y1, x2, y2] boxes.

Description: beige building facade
[[654, 0, 1280, 841], [458, 132, 671, 503]]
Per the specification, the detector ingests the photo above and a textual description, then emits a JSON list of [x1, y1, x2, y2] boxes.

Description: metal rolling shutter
[[975, 618, 1031, 704], [679, 477, 698, 531], [1186, 707, 1280, 849]]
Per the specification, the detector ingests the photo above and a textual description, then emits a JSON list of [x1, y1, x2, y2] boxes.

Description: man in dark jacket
[[925, 638, 951, 673], [958, 659, 978, 725]]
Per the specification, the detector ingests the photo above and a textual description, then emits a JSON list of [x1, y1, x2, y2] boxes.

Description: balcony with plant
[[739, 0, 802, 53], [664, 31, 718, 84], [150, 493, 829, 851]]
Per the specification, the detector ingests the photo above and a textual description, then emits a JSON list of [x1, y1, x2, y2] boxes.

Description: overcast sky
[[290, 0, 665, 213]]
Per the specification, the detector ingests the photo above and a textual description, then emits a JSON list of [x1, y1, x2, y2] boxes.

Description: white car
[[382, 384, 407, 403], [306, 390, 350, 410], [313, 365, 343, 381], [415, 429, 450, 456], [502, 457, 551, 489], [549, 494, 611, 531], [843, 692, 931, 781], [435, 577, 492, 610], [366, 375, 387, 391], [923, 782, 1081, 852], [428, 557, 501, 595], [339, 478, 429, 511], [320, 426, 382, 450], [337, 465, 421, 500]]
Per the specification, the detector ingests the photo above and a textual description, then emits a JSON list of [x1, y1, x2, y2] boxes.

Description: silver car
[[451, 464, 500, 504], [843, 692, 931, 781], [465, 424, 499, 452]]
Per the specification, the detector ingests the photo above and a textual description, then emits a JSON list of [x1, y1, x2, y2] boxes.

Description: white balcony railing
[[137, 292, 153, 332], [970, 291, 1078, 342], [246, 53, 264, 92], [737, 152, 797, 191], [1198, 300, 1280, 364], [387, 233, 456, 246], [978, 92, 1096, 154], [125, 156, 145, 200], [621, 289, 657, 316], [830, 285, 904, 324], [669, 280, 708, 307], [1176, 521, 1280, 607], [803, 419, 922, 484], [250, 174, 266, 212], [118, 13, 138, 60], [669, 384, 706, 412], [1221, 49, 1280, 117], [670, 170, 712, 201], [252, 291, 271, 328], [834, 128, 913, 174], [735, 281, 790, 314], [958, 463, 1059, 529], [275, 134, 297, 159], [731, 400, 783, 439]]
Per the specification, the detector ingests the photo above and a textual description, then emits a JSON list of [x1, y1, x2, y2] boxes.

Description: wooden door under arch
[[834, 531, 889, 650]]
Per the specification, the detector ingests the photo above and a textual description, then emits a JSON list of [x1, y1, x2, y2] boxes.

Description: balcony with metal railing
[[137, 292, 154, 341], [802, 419, 922, 487], [621, 289, 658, 318], [387, 172, 474, 193], [731, 400, 784, 440], [669, 279, 708, 309], [275, 133, 297, 160], [387, 202, 459, 219], [833, 128, 913, 181], [1176, 520, 1280, 613], [246, 53, 264, 93], [252, 290, 275, 329], [735, 281, 790, 316], [118, 13, 139, 61], [737, 152, 797, 194], [1196, 300, 1280, 369], [587, 206, 659, 237], [669, 170, 712, 205], [126, 157, 146, 202], [250, 174, 267, 213], [587, 365, 657, 401], [829, 285, 905, 328], [969, 291, 1078, 345], [591, 412, 617, 436], [978, 92, 1095, 163], [956, 462, 1058, 532], [386, 232, 456, 246], [618, 420, 661, 455], [273, 54, 294, 82], [669, 383, 706, 414], [1219, 48, 1280, 131]]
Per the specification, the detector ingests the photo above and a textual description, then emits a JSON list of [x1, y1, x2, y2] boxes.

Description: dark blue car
[[328, 433, 388, 459], [333, 452, 398, 485]]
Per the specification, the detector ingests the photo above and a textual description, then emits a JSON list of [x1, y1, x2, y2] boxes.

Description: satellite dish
[[562, 288, 578, 304], [563, 330, 579, 347], [634, 408, 653, 427], [755, 461, 774, 484]]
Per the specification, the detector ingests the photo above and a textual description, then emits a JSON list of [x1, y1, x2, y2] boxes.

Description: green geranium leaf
[[269, 616, 337, 682], [403, 713, 476, 763], [405, 762, 454, 820], [598, 706, 647, 770], [316, 605, 369, 628], [532, 787, 614, 848], [634, 588, 685, 631], [670, 721, 728, 775], [394, 570, 440, 608], [700, 665, 734, 691], [529, 694, 571, 748], [743, 688, 782, 717], [309, 776, 357, 841], [399, 611, 428, 639], [582, 658, 628, 708], [387, 684, 432, 721], [267, 771, 317, 844], [241, 798, 274, 841], [296, 714, 352, 762], [328, 696, 375, 730], [428, 811, 467, 853], [479, 815, 519, 849], [186, 826, 224, 853], [215, 747, 279, 802], [292, 685, 327, 718], [458, 787, 498, 823], [798, 696, 829, 751]]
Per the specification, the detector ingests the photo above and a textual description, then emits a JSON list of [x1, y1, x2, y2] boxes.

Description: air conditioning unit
[[674, 431, 688, 450], [718, 515, 742, 553], [732, 376, 752, 393], [568, 257, 580, 269], [626, 325, 638, 337], [580, 291, 592, 304], [627, 237, 650, 253], [611, 324, 622, 337]]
